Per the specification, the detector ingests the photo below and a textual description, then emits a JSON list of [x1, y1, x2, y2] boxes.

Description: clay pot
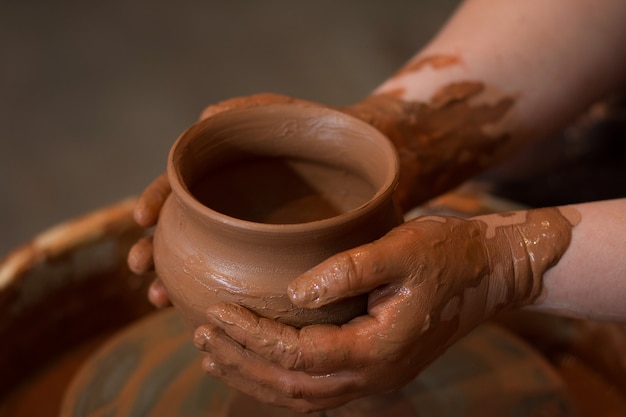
[[153, 103, 402, 329]]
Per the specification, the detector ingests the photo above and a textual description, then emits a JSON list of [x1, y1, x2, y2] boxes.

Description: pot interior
[[171, 104, 398, 224]]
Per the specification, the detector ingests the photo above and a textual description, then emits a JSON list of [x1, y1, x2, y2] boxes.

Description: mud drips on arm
[[345, 81, 516, 210], [341, 53, 523, 209], [393, 54, 465, 77], [378, 207, 581, 360], [473, 206, 581, 316]]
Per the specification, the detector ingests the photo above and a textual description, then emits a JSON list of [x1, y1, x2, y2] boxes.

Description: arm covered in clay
[[350, 0, 626, 209], [131, 0, 626, 221], [377, 0, 626, 120], [198, 198, 626, 411], [531, 199, 626, 321]]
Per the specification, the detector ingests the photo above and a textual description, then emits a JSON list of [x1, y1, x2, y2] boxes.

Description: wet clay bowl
[[153, 103, 403, 329]]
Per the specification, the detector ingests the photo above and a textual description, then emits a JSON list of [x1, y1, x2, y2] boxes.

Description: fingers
[[134, 172, 170, 227], [205, 303, 375, 374], [127, 235, 154, 274], [127, 236, 171, 308], [148, 279, 172, 308], [288, 238, 404, 309], [194, 322, 359, 412], [127, 235, 172, 308]]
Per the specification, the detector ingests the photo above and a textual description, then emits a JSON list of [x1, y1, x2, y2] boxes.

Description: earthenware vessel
[[153, 103, 402, 329]]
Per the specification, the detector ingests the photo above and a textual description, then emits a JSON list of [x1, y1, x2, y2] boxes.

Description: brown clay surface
[[345, 83, 516, 210], [192, 156, 375, 224]]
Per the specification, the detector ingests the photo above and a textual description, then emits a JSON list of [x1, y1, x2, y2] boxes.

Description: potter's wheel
[[60, 308, 576, 417]]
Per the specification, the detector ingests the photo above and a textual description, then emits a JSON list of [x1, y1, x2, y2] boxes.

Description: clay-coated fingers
[[127, 235, 154, 275], [127, 236, 172, 308], [288, 237, 405, 309], [134, 172, 170, 227], [205, 303, 373, 373], [194, 324, 359, 412], [147, 278, 172, 308]]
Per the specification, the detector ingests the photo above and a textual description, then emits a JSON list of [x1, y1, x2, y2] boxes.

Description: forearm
[[377, 0, 626, 141], [468, 198, 626, 323], [356, 0, 626, 208], [530, 198, 626, 322]]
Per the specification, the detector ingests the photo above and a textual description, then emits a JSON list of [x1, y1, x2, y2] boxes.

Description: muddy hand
[[195, 207, 578, 412]]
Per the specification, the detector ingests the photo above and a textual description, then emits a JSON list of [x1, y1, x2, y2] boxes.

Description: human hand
[[193, 207, 577, 412]]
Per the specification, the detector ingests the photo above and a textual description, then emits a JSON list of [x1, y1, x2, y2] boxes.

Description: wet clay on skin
[[288, 207, 582, 383], [477, 206, 581, 309], [146, 55, 516, 217], [335, 55, 581, 356], [343, 54, 516, 210], [393, 54, 464, 77], [406, 206, 581, 353], [194, 206, 582, 414]]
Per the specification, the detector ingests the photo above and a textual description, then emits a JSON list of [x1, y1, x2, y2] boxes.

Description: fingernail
[[193, 327, 210, 349], [206, 305, 235, 326], [288, 281, 319, 304], [206, 361, 223, 376], [202, 355, 225, 377]]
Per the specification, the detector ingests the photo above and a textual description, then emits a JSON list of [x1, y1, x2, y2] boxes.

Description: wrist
[[345, 85, 515, 210], [475, 207, 580, 312]]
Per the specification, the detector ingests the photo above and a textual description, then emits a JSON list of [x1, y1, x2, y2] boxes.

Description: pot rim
[[167, 103, 400, 234]]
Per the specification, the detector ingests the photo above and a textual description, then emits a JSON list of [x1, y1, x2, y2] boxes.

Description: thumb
[[288, 242, 395, 308]]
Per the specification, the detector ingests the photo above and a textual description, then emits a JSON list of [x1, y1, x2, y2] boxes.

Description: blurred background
[[0, 1, 460, 256], [3, 0, 626, 258]]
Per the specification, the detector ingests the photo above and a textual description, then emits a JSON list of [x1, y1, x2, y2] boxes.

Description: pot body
[[153, 103, 402, 328]]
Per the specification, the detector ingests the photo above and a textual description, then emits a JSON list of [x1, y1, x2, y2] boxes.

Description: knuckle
[[269, 331, 306, 371], [280, 347, 309, 371], [341, 251, 361, 278], [277, 378, 306, 399], [327, 252, 361, 294]]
